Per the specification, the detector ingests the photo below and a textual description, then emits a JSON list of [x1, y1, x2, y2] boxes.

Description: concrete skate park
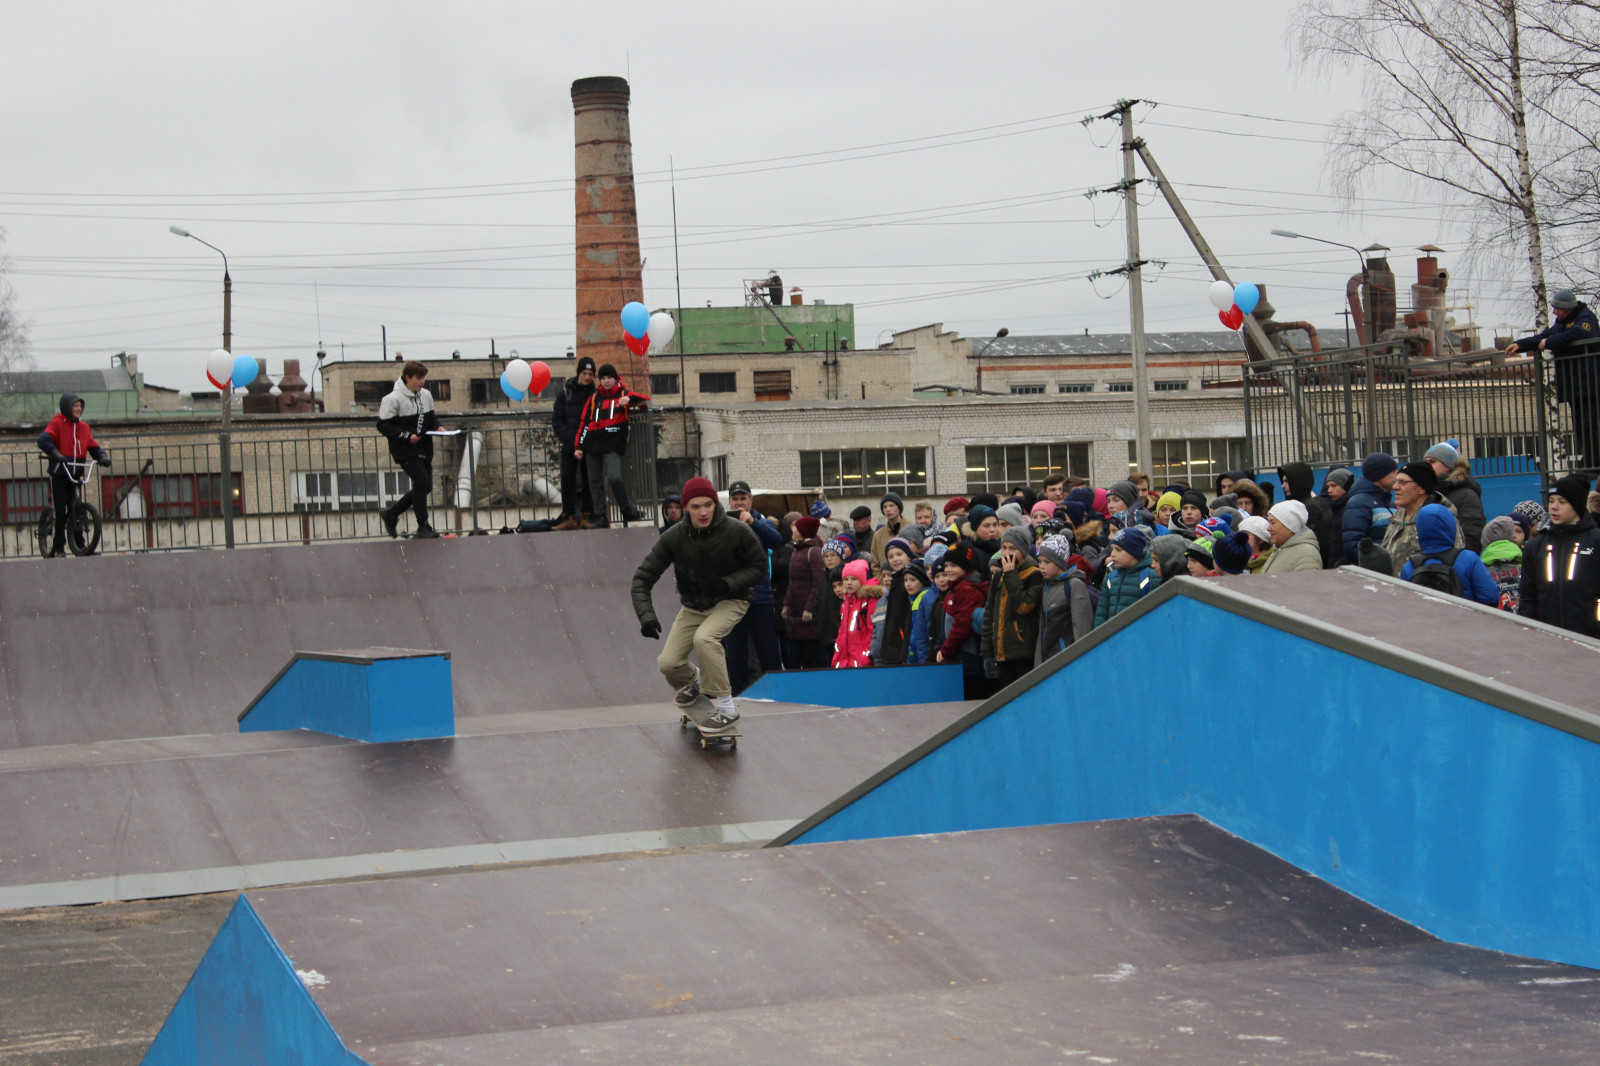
[[4, 529, 1600, 1064]]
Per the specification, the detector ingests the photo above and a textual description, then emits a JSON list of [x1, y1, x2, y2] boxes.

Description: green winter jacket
[[1480, 539, 1522, 567], [632, 502, 768, 626], [1093, 553, 1161, 628], [1259, 528, 1323, 574]]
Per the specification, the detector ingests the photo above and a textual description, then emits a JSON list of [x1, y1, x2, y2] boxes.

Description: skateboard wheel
[[730, 737, 738, 749], [699, 736, 709, 749]]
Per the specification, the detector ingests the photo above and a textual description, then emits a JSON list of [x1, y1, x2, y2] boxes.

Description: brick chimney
[[571, 76, 647, 384]]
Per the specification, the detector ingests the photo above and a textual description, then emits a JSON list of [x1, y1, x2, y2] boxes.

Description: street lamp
[[974, 327, 1009, 395], [169, 224, 236, 548], [1271, 229, 1375, 347]]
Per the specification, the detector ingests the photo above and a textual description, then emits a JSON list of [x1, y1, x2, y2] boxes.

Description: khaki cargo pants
[[658, 599, 749, 699]]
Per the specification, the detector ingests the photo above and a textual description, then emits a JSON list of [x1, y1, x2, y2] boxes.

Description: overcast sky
[[0, 1, 1527, 391]]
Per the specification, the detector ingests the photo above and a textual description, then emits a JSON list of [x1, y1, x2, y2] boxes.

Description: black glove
[[96, 454, 111, 468], [46, 449, 64, 465], [640, 620, 662, 640]]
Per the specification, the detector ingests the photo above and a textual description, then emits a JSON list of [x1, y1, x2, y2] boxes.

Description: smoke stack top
[[572, 76, 647, 384]]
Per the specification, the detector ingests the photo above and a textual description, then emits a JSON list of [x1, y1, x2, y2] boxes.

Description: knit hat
[[1553, 287, 1580, 310], [1030, 501, 1056, 521], [1195, 515, 1233, 540], [1108, 480, 1140, 510], [1065, 487, 1095, 511], [885, 536, 915, 560], [995, 502, 1030, 529], [1239, 515, 1272, 544], [823, 537, 853, 560], [1035, 518, 1067, 540], [842, 559, 870, 582], [1156, 491, 1182, 515], [927, 529, 956, 547], [1362, 452, 1398, 482], [1184, 536, 1215, 568], [1037, 534, 1073, 570], [1001, 527, 1035, 556], [1109, 526, 1148, 557], [970, 493, 1001, 512], [1399, 461, 1437, 495], [1481, 515, 1517, 549], [810, 499, 832, 519], [1092, 488, 1109, 516], [923, 543, 949, 568], [1268, 500, 1309, 535], [576, 356, 596, 374], [880, 492, 904, 514], [942, 542, 978, 573], [1357, 536, 1395, 576], [1513, 499, 1549, 532], [943, 497, 969, 516], [795, 516, 821, 539], [1550, 473, 1591, 516], [1062, 500, 1088, 527], [1211, 532, 1252, 574], [1508, 510, 1532, 540], [849, 505, 872, 521], [1151, 534, 1187, 578], [967, 504, 997, 530], [902, 525, 927, 550], [902, 558, 929, 588], [1323, 468, 1354, 493], [1424, 442, 1461, 470], [597, 363, 618, 380], [1180, 489, 1210, 516], [1210, 505, 1242, 531], [681, 476, 717, 505]]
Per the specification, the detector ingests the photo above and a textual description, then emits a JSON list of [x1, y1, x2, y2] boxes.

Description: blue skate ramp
[[238, 647, 454, 743], [742, 663, 964, 707], [774, 570, 1600, 971]]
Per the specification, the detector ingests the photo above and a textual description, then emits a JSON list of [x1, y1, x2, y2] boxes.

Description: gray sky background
[[0, 1, 1526, 391]]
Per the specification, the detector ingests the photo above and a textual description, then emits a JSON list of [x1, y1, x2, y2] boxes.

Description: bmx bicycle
[[37, 454, 106, 558]]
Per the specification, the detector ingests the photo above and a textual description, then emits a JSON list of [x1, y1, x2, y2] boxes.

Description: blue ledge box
[[238, 647, 454, 743]]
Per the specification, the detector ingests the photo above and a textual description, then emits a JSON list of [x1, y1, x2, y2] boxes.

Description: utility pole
[[1118, 102, 1152, 479]]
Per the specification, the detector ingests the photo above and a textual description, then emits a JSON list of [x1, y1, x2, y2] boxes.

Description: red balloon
[[1219, 305, 1245, 330], [527, 360, 552, 394], [206, 371, 229, 390], [624, 331, 649, 355]]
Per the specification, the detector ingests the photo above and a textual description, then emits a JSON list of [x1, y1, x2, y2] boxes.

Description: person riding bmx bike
[[631, 477, 766, 737]]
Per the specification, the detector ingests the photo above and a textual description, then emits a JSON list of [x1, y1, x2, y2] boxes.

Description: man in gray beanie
[[1507, 289, 1600, 472]]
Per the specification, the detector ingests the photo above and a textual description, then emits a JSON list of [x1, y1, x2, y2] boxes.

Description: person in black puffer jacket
[[551, 358, 596, 529], [1317, 469, 1353, 567], [1275, 461, 1325, 559], [1423, 441, 1486, 549], [1516, 475, 1600, 638], [633, 478, 768, 730]]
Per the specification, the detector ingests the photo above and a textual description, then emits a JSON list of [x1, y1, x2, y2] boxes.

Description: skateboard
[[678, 693, 741, 750]]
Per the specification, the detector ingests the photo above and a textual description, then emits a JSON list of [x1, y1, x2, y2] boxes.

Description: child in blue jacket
[[1398, 504, 1501, 606], [903, 558, 941, 664]]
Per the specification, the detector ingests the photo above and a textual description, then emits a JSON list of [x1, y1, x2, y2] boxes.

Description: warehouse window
[[650, 373, 679, 396], [1009, 384, 1046, 396], [353, 380, 390, 405], [1126, 438, 1246, 483], [469, 378, 501, 404], [1057, 383, 1092, 394], [753, 369, 792, 401], [1106, 382, 1133, 393], [965, 443, 1089, 495], [1153, 380, 1189, 392], [801, 448, 928, 495], [699, 371, 737, 394]]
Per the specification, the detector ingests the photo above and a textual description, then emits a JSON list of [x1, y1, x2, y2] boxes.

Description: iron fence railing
[[0, 410, 660, 558], [1243, 339, 1600, 491]]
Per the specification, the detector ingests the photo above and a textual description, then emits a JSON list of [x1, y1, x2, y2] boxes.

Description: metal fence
[[0, 410, 661, 558], [1243, 339, 1600, 489]]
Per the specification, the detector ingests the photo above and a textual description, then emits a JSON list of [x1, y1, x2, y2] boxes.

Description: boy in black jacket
[[376, 361, 442, 538], [550, 357, 596, 530]]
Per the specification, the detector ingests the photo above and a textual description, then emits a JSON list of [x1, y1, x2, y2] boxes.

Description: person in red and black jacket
[[934, 542, 992, 699], [573, 363, 649, 527], [36, 392, 110, 557]]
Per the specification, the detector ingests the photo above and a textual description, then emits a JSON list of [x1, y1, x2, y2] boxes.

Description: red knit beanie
[[795, 516, 821, 538], [681, 477, 717, 505], [944, 496, 970, 516]]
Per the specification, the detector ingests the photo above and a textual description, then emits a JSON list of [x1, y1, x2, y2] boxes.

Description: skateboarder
[[631, 476, 768, 736]]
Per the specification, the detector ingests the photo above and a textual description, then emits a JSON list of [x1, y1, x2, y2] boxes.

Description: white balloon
[[1207, 280, 1236, 311], [504, 358, 533, 392], [206, 348, 234, 386], [646, 311, 676, 350]]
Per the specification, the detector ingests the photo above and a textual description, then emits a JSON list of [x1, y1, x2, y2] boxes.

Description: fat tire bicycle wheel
[[67, 502, 101, 557], [35, 510, 54, 558]]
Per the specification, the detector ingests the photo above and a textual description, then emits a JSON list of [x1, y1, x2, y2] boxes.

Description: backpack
[[1410, 549, 1464, 597]]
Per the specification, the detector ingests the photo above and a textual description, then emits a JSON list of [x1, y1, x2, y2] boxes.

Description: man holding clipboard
[[376, 360, 444, 539]]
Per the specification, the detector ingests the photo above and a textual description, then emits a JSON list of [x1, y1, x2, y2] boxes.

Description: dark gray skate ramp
[[0, 529, 671, 749], [0, 700, 975, 909], [147, 816, 1600, 1064]]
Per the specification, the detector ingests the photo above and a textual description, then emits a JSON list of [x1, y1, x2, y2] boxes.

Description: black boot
[[381, 509, 400, 538]]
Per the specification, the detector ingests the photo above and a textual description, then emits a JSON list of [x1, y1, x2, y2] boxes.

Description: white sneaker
[[704, 695, 740, 730]]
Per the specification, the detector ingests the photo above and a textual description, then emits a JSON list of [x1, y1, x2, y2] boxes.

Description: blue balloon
[[1233, 283, 1260, 315], [231, 354, 258, 388], [499, 371, 526, 402], [620, 301, 650, 338]]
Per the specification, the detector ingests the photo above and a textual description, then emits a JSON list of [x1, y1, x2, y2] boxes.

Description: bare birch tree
[[1293, 0, 1580, 329], [0, 230, 32, 391]]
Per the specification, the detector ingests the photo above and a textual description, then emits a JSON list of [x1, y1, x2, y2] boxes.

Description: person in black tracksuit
[[376, 361, 442, 538], [551, 357, 596, 529], [1517, 475, 1600, 637]]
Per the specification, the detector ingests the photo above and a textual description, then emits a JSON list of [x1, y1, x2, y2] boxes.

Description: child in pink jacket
[[831, 558, 881, 668]]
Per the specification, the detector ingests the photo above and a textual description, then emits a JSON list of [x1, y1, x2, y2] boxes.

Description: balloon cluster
[[499, 358, 553, 402], [621, 301, 676, 354], [1207, 281, 1258, 331], [205, 349, 260, 390]]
